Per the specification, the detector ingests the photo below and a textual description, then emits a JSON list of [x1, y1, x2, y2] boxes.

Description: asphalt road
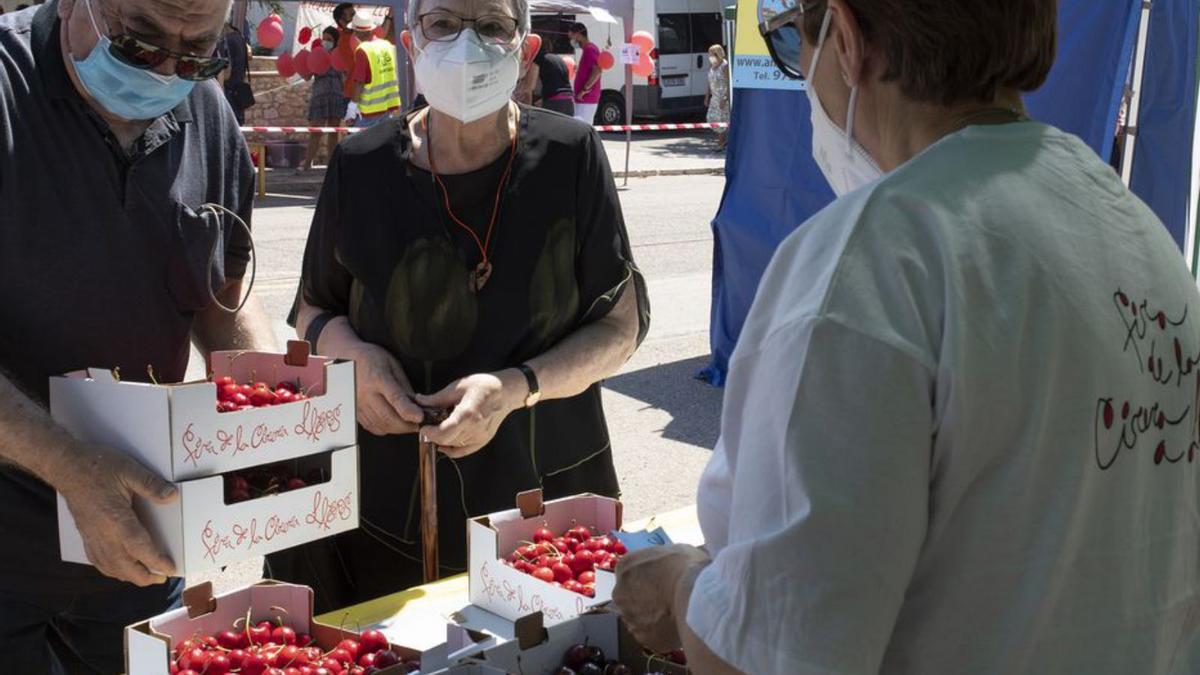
[[189, 171, 727, 592]]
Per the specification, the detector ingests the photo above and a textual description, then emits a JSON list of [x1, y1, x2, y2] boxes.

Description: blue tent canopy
[[700, 0, 1200, 386]]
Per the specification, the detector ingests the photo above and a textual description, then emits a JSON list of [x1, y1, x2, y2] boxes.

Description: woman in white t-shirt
[[613, 1, 1200, 674]]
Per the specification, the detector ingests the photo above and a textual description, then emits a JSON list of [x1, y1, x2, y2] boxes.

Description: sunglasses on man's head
[[757, 0, 816, 79], [108, 33, 228, 81]]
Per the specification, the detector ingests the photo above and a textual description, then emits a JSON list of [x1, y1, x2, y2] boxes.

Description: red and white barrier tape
[[594, 122, 728, 132], [240, 122, 729, 135]]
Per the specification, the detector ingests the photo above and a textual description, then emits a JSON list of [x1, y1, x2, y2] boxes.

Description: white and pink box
[[469, 490, 621, 626], [125, 580, 422, 675], [51, 343, 360, 575]]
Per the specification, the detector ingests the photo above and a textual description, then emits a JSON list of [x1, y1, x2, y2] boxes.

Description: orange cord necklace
[[424, 113, 519, 293]]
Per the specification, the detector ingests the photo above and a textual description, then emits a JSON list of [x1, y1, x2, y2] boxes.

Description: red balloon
[[256, 19, 284, 50], [298, 26, 313, 45], [309, 47, 331, 75], [275, 51, 295, 78], [633, 55, 654, 78], [631, 30, 655, 45], [598, 50, 615, 71], [331, 48, 352, 73], [293, 49, 311, 79], [562, 54, 576, 81]]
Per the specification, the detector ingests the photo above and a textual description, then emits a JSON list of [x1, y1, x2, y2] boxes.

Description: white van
[[532, 0, 726, 124]]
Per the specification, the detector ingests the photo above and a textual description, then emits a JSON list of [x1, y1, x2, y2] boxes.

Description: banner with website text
[[731, 0, 802, 91]]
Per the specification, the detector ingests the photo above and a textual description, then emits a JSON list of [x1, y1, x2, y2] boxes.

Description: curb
[[263, 167, 725, 194]]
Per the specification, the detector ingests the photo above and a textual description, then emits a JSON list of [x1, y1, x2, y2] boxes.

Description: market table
[[314, 504, 705, 652]]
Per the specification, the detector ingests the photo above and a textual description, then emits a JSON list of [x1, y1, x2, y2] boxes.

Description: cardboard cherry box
[[469, 490, 621, 626], [126, 580, 425, 675], [58, 446, 360, 576], [464, 610, 689, 675], [49, 341, 355, 482]]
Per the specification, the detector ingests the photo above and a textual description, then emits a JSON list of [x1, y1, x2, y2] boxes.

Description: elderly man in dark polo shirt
[[0, 0, 276, 671]]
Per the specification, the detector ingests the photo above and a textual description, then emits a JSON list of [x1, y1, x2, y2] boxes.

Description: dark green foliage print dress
[[268, 106, 650, 612]]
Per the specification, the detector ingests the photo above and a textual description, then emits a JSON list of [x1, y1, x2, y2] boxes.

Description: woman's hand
[[612, 544, 711, 653], [414, 369, 526, 459], [345, 341, 425, 436]]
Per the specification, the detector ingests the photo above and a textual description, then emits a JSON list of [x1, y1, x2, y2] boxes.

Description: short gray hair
[[406, 0, 531, 35]]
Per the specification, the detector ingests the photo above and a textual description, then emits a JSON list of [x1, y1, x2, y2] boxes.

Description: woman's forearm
[[294, 297, 366, 360], [674, 563, 746, 675], [524, 281, 639, 401]]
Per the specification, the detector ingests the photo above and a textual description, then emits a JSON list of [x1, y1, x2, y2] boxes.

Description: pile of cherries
[[214, 375, 310, 413], [553, 642, 630, 675], [503, 524, 628, 598], [552, 642, 688, 675], [169, 622, 418, 675], [224, 464, 326, 504]]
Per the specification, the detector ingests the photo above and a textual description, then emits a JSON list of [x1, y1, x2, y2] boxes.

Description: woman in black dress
[[269, 0, 649, 612]]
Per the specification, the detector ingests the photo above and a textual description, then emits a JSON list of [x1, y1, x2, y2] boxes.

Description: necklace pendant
[[470, 261, 493, 293]]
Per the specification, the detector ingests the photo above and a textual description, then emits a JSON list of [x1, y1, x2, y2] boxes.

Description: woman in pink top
[[568, 22, 602, 124]]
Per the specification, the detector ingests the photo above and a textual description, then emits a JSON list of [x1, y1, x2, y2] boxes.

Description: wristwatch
[[517, 364, 541, 407]]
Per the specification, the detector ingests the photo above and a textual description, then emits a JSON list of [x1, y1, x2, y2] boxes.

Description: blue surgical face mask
[[322, 40, 336, 51], [72, 0, 196, 120]]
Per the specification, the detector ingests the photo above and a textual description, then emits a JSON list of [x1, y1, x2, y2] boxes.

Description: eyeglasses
[[85, 0, 227, 80], [107, 34, 229, 81], [757, 0, 815, 80], [417, 11, 519, 45]]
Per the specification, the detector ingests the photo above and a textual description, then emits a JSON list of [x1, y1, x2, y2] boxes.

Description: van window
[[691, 13, 724, 54], [657, 14, 691, 55], [531, 14, 577, 54]]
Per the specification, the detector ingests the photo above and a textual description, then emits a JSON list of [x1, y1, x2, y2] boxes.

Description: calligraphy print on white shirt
[[1095, 289, 1200, 469]]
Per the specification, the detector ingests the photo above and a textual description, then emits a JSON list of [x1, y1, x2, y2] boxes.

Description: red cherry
[[242, 652, 270, 675], [570, 549, 595, 574], [567, 525, 592, 541], [338, 634, 360, 658], [329, 647, 354, 664], [249, 623, 272, 645], [667, 649, 687, 665], [358, 653, 378, 668], [276, 389, 297, 404], [552, 537, 574, 553], [178, 671, 199, 675], [232, 392, 251, 407], [610, 540, 627, 555], [251, 389, 278, 407], [374, 650, 401, 668], [218, 400, 240, 413], [218, 629, 247, 649], [274, 644, 304, 667], [179, 648, 210, 671], [551, 562, 574, 583], [533, 526, 555, 543], [578, 570, 595, 585], [239, 383, 256, 397], [285, 668, 303, 675], [272, 625, 298, 645], [254, 381, 270, 390], [215, 375, 236, 386], [359, 629, 390, 655], [276, 381, 299, 393], [207, 654, 233, 675], [287, 477, 308, 491], [227, 650, 247, 669], [532, 566, 556, 583], [265, 669, 286, 675], [320, 658, 345, 673], [297, 633, 315, 648]]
